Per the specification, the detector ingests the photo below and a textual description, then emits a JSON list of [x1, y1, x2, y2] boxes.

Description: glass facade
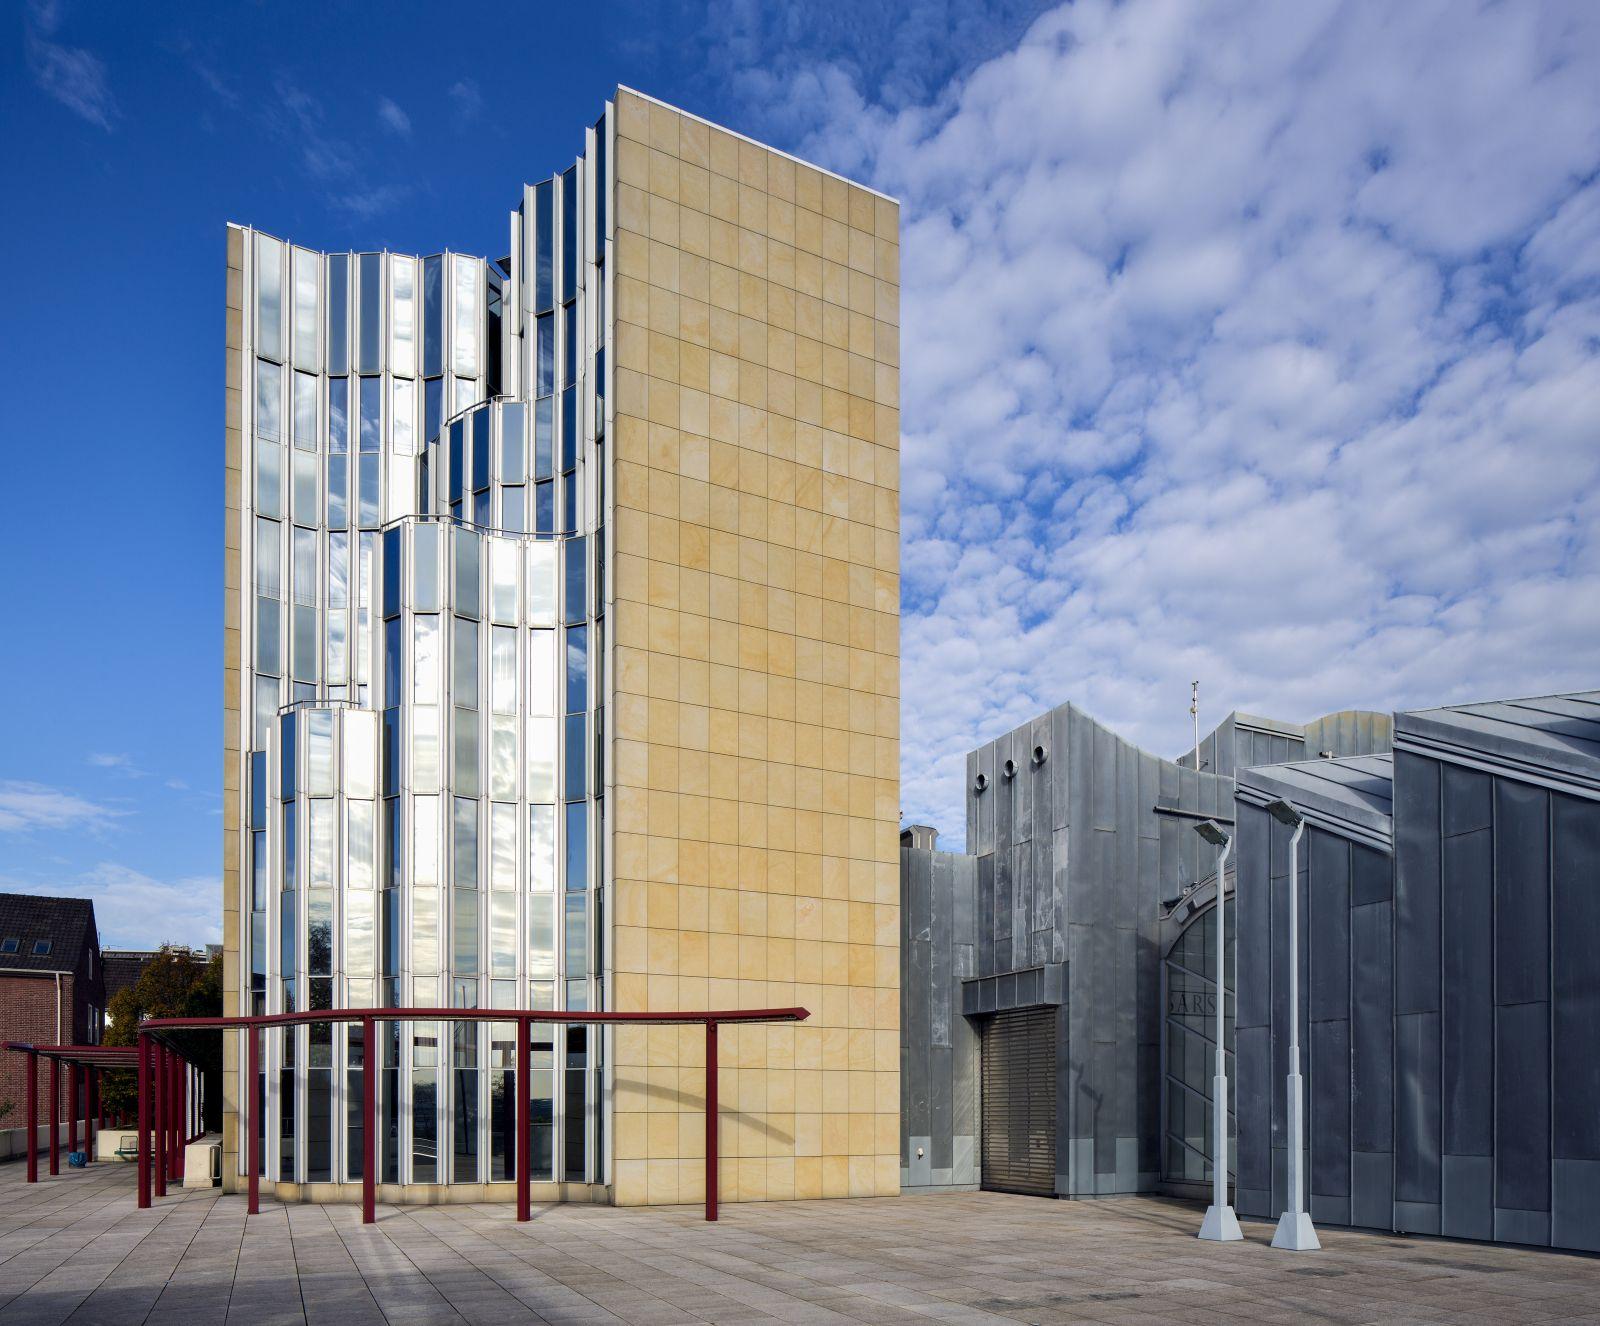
[[234, 117, 609, 1191]]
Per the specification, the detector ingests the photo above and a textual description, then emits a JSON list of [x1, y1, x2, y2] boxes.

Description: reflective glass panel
[[413, 613, 440, 704], [422, 254, 442, 377], [328, 377, 349, 452], [528, 893, 555, 977], [454, 529, 480, 617], [529, 805, 555, 891], [491, 626, 516, 714], [535, 179, 553, 312], [256, 440, 282, 518], [293, 371, 318, 450], [255, 233, 283, 361], [255, 595, 281, 675], [452, 254, 479, 378], [348, 800, 376, 892], [310, 804, 335, 892], [391, 254, 416, 378], [360, 376, 381, 452], [346, 885, 375, 975], [358, 252, 381, 373], [565, 802, 587, 891], [490, 716, 516, 800], [453, 708, 480, 798], [560, 166, 577, 301], [344, 709, 377, 799], [489, 540, 518, 624], [392, 378, 415, 455], [526, 716, 557, 804], [413, 704, 439, 793], [452, 616, 478, 709], [255, 517, 281, 595], [326, 254, 349, 376], [308, 710, 334, 796], [413, 794, 439, 888], [525, 544, 557, 625], [293, 526, 317, 607], [293, 247, 319, 371], [256, 358, 283, 441]]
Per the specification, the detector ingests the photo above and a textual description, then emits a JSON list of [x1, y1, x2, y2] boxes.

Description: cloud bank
[[723, 0, 1600, 847]]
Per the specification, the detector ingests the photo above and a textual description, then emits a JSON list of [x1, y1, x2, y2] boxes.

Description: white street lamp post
[[1195, 820, 1242, 1242], [1267, 798, 1320, 1251]]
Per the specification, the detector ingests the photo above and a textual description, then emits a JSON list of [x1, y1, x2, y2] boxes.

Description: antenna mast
[[1191, 680, 1200, 772]]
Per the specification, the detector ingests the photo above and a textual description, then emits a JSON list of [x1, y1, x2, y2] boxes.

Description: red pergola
[[138, 1005, 808, 1224], [2, 1041, 204, 1190]]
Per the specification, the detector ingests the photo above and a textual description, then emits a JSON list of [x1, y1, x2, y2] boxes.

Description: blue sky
[[3, 0, 1598, 944]]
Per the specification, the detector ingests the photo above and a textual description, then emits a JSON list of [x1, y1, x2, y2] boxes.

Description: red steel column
[[362, 1017, 376, 1225], [516, 1017, 531, 1222], [68, 1063, 79, 1157], [705, 1022, 718, 1222], [25, 1051, 38, 1183], [247, 1024, 261, 1215], [136, 1036, 151, 1207], [48, 1057, 60, 1175], [87, 1067, 98, 1160], [153, 1044, 167, 1198]]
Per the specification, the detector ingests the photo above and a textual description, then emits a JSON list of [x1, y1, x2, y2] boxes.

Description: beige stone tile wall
[[606, 88, 902, 1206], [221, 224, 244, 1190]]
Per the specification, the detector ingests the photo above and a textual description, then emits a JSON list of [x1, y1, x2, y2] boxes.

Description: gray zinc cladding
[[1234, 689, 1600, 1254]]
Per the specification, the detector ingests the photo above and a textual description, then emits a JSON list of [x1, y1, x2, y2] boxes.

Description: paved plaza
[[1, 1162, 1597, 1325]]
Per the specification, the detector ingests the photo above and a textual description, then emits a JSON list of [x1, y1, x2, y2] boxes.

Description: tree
[[100, 946, 223, 1129]]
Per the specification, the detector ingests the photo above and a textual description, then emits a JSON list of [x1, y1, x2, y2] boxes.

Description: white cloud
[[87, 752, 149, 778], [449, 79, 483, 127], [722, 0, 1600, 847], [262, 79, 410, 218], [24, 0, 117, 131], [377, 95, 411, 137], [0, 781, 123, 834], [2, 865, 220, 950]]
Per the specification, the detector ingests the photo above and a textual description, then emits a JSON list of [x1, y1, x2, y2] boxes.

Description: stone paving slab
[[1, 1161, 1597, 1324]]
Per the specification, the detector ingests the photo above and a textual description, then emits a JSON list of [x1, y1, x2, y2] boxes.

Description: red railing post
[[516, 1016, 531, 1222], [362, 1016, 376, 1225], [48, 1057, 60, 1176], [136, 1035, 151, 1208], [68, 1063, 79, 1157], [168, 1054, 179, 1181], [247, 1023, 260, 1215], [705, 1021, 718, 1222], [153, 1044, 167, 1198], [25, 1051, 38, 1183]]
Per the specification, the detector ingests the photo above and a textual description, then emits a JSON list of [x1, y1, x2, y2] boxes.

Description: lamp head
[[1193, 820, 1229, 846], [1266, 798, 1303, 828]]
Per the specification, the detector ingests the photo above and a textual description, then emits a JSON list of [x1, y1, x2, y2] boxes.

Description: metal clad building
[[901, 700, 1387, 1197], [1234, 691, 1600, 1253]]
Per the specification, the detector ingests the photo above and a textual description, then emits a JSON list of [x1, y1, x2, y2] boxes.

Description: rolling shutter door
[[980, 1006, 1057, 1196]]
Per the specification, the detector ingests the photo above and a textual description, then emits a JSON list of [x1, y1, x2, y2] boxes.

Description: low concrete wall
[[0, 1120, 94, 1163]]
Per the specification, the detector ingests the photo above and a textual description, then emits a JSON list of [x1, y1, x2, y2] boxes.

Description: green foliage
[[99, 946, 223, 1126]]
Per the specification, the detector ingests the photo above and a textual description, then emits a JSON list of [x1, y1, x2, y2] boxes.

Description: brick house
[[0, 894, 104, 1132]]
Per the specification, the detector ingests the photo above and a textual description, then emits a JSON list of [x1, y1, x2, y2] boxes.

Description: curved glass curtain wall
[[1161, 898, 1235, 1186], [240, 109, 609, 1189]]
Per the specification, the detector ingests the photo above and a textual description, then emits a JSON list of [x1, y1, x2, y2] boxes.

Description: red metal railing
[[2, 1042, 202, 1187], [137, 1005, 807, 1224]]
